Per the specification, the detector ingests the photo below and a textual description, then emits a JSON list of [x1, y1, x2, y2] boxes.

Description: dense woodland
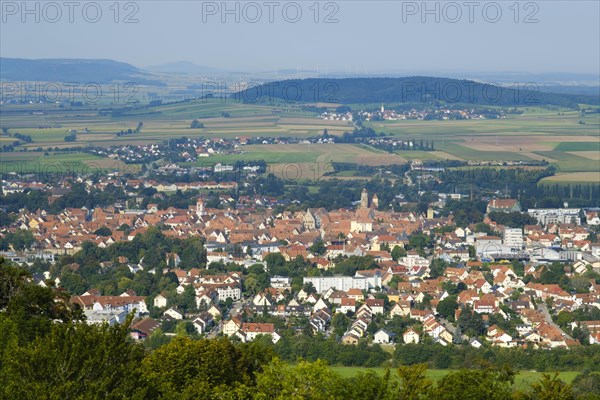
[[234, 78, 599, 108], [2, 258, 600, 399]]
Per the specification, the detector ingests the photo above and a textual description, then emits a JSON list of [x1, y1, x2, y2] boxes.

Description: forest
[[2, 258, 600, 399], [234, 77, 599, 108]]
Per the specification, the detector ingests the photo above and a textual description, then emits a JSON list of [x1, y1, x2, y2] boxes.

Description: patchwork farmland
[[1, 99, 599, 182]]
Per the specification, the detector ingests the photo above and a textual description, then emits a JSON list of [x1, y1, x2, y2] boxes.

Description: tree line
[[2, 257, 598, 399]]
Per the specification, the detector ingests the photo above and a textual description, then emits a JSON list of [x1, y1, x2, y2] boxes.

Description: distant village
[[320, 105, 506, 122]]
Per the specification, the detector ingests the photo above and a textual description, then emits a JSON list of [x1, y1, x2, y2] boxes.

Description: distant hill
[[145, 61, 222, 75], [234, 77, 599, 108], [538, 85, 600, 97], [0, 58, 163, 85]]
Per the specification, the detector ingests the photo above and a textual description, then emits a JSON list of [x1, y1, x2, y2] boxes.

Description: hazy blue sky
[[1, 1, 599, 75]]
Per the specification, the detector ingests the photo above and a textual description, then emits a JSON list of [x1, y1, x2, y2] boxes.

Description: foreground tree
[[255, 358, 345, 400], [1, 316, 146, 400], [515, 373, 575, 400], [430, 363, 515, 400], [141, 336, 271, 399]]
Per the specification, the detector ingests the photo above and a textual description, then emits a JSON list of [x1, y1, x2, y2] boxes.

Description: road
[[537, 303, 573, 340], [439, 316, 469, 342], [230, 299, 245, 317]]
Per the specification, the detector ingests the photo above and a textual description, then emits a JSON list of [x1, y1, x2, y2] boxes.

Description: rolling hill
[[0, 58, 164, 85], [234, 77, 599, 108]]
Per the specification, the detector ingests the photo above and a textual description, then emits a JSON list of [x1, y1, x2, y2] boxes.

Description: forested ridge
[[1, 257, 600, 399], [234, 77, 599, 107]]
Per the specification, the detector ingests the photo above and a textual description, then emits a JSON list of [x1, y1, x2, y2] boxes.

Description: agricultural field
[[363, 110, 599, 175], [328, 366, 579, 391], [197, 144, 406, 179], [0, 152, 137, 174], [540, 172, 600, 185], [0, 99, 353, 150], [2, 99, 599, 182]]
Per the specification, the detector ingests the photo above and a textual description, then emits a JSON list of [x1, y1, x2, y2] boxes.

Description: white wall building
[[503, 228, 523, 250], [303, 273, 381, 293], [528, 208, 581, 225]]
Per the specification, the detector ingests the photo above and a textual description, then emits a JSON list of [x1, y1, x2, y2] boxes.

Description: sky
[[1, 1, 599, 76]]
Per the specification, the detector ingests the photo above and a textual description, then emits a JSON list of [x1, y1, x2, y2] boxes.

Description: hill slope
[[145, 61, 221, 74], [234, 77, 599, 107], [0, 58, 163, 85]]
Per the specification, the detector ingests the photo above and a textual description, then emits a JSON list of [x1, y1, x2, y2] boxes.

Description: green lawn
[[328, 366, 579, 391]]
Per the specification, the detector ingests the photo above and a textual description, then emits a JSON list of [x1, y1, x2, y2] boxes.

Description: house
[[373, 329, 395, 344], [253, 293, 272, 307], [338, 297, 356, 314], [403, 328, 420, 344], [310, 309, 331, 333], [297, 289, 308, 302], [215, 284, 242, 301], [84, 309, 128, 325], [487, 199, 521, 213], [328, 290, 348, 305], [390, 302, 411, 318], [286, 299, 307, 316], [154, 293, 168, 308], [347, 288, 365, 302], [163, 308, 184, 320], [356, 304, 373, 320], [71, 294, 148, 317], [313, 298, 329, 313], [473, 299, 496, 314], [130, 318, 160, 340], [207, 305, 222, 319], [192, 313, 213, 334], [223, 317, 242, 336], [238, 323, 281, 343], [196, 290, 218, 308], [365, 298, 385, 315], [341, 332, 360, 345]]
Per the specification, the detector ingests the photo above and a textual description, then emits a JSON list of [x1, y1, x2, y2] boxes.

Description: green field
[[2, 100, 599, 180], [435, 142, 534, 162], [533, 151, 595, 172], [555, 142, 600, 152], [0, 152, 138, 173], [329, 366, 579, 391], [197, 144, 407, 167]]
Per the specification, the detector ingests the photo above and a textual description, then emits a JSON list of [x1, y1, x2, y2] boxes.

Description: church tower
[[360, 188, 369, 209], [196, 198, 206, 217], [427, 207, 434, 220], [372, 194, 379, 209]]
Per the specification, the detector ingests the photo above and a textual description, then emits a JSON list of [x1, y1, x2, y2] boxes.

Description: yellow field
[[541, 172, 600, 183]]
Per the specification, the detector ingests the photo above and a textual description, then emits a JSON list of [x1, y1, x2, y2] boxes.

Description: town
[[2, 172, 600, 352], [2, 0, 599, 396]]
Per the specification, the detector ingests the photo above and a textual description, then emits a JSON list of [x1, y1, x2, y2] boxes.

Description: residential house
[[373, 329, 395, 344], [403, 328, 420, 344]]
